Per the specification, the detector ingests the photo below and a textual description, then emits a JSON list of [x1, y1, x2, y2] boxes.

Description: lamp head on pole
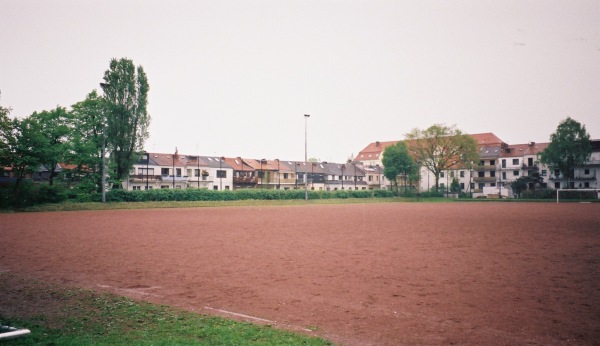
[[304, 114, 310, 118]]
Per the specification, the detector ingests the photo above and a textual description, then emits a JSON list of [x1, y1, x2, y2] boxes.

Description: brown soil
[[1, 202, 599, 345]]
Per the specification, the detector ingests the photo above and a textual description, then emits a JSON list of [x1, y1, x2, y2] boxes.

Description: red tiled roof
[[501, 142, 549, 157], [355, 133, 506, 161]]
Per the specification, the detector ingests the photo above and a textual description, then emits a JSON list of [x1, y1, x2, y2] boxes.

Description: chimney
[[375, 141, 380, 147]]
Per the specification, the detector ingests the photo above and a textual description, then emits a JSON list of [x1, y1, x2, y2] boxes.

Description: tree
[[100, 58, 150, 185], [8, 117, 42, 189], [69, 90, 106, 191], [406, 124, 479, 192], [28, 107, 72, 185], [540, 117, 591, 188], [382, 141, 418, 194], [510, 172, 544, 198], [0, 99, 13, 169]]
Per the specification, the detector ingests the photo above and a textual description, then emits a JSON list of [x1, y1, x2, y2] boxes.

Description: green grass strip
[[0, 273, 332, 345]]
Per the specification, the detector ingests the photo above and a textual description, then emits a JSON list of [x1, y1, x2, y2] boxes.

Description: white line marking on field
[[203, 306, 274, 323], [203, 307, 314, 333]]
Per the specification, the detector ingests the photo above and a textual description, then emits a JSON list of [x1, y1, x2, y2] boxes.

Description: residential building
[[125, 152, 233, 191]]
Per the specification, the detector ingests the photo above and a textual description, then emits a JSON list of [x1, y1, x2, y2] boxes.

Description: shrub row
[[0, 184, 400, 208], [104, 188, 397, 203]]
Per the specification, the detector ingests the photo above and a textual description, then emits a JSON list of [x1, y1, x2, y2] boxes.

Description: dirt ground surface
[[1, 202, 599, 345]]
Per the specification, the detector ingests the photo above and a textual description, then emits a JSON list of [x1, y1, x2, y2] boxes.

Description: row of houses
[[125, 152, 385, 192], [354, 133, 600, 198], [4, 132, 597, 199]]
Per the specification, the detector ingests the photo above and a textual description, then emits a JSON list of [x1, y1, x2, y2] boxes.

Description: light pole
[[99, 82, 109, 203], [144, 151, 149, 190], [353, 162, 357, 190], [172, 151, 176, 189], [220, 156, 225, 190], [341, 164, 345, 190], [260, 159, 264, 189], [304, 114, 310, 200], [276, 159, 280, 189], [498, 163, 502, 198]]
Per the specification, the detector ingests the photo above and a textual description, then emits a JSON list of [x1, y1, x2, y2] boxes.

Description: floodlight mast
[[304, 114, 310, 200]]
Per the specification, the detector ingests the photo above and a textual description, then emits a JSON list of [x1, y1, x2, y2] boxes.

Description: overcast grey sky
[[1, 0, 599, 162]]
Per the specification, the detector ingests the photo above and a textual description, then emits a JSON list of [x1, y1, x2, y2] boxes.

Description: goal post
[[556, 188, 600, 203]]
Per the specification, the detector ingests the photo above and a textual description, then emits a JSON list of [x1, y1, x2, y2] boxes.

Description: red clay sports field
[[1, 202, 599, 345]]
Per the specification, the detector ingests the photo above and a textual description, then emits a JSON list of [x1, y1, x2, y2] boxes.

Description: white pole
[[0, 326, 31, 340], [304, 114, 310, 200]]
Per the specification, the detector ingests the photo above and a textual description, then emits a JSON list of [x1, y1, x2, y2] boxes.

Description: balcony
[[473, 176, 497, 183], [474, 165, 497, 171], [129, 174, 161, 182], [522, 164, 539, 170], [160, 175, 190, 182], [233, 176, 258, 184]]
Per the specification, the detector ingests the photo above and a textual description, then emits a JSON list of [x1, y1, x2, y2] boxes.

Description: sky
[[1, 0, 599, 163]]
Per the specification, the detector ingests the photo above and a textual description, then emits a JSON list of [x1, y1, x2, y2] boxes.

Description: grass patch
[[0, 272, 332, 345]]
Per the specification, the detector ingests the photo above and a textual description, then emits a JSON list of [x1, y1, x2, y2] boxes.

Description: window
[[513, 170, 520, 176], [176, 168, 182, 177], [145, 186, 153, 190], [213, 186, 218, 190], [584, 169, 590, 175], [460, 182, 465, 189], [440, 172, 445, 178], [502, 172, 506, 180], [460, 171, 465, 178], [284, 173, 289, 179], [478, 171, 485, 178], [450, 171, 454, 178], [161, 185, 169, 189], [512, 159, 519, 165], [554, 169, 560, 176], [584, 182, 590, 188], [187, 169, 192, 177], [161, 168, 169, 176], [194, 169, 200, 176], [490, 160, 495, 166], [217, 170, 227, 178], [541, 170, 547, 176], [490, 171, 496, 177], [502, 159, 506, 168], [133, 186, 141, 190]]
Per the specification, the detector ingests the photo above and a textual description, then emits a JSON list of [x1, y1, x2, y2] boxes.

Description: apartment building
[[355, 134, 600, 198]]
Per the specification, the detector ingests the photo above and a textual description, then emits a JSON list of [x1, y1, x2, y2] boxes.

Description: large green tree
[[69, 90, 106, 191], [540, 117, 591, 188], [100, 58, 150, 184], [406, 124, 479, 192], [8, 117, 42, 188], [28, 107, 72, 185], [0, 99, 13, 169], [382, 141, 418, 194]]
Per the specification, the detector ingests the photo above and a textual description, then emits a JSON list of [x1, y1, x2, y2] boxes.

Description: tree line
[[0, 58, 150, 205]]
